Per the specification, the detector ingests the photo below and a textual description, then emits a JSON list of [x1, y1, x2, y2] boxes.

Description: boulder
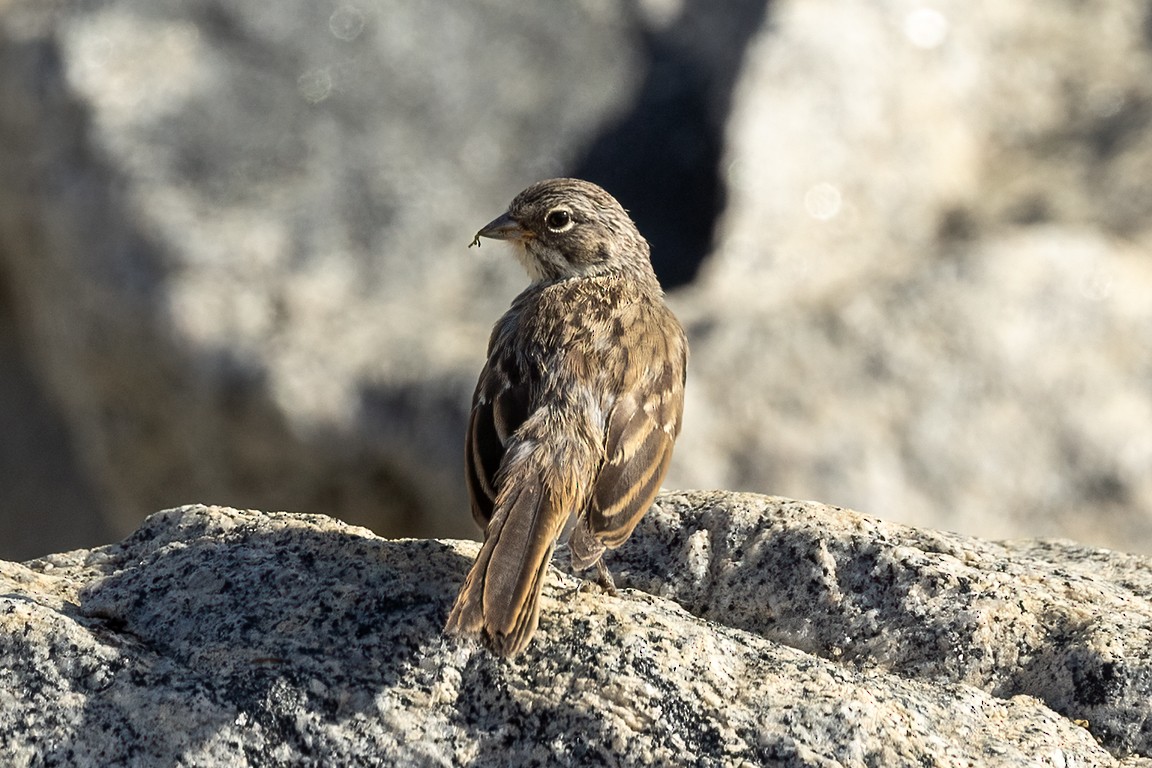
[[0, 0, 760, 555], [1, 490, 1147, 766], [0, 0, 646, 540], [3, 0, 1152, 563], [678, 0, 1152, 549]]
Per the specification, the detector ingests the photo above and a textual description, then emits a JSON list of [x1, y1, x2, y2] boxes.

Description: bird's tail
[[444, 478, 572, 656]]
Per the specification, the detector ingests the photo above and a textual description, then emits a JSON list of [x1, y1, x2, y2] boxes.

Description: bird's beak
[[471, 212, 529, 247]]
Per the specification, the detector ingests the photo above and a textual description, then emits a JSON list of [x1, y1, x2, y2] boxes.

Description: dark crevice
[[571, 0, 772, 290]]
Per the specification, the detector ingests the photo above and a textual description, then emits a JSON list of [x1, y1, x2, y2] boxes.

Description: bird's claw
[[594, 560, 618, 597]]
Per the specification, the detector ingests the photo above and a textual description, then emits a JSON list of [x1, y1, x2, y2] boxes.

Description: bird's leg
[[559, 558, 618, 600], [567, 521, 617, 595], [594, 559, 618, 596]]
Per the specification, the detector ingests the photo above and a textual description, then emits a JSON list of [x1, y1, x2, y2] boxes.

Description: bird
[[444, 178, 688, 657]]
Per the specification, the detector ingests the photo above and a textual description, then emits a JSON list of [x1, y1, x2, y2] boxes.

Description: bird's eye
[[544, 208, 573, 232]]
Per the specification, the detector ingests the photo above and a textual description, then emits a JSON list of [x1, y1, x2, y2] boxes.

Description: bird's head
[[471, 178, 653, 283]]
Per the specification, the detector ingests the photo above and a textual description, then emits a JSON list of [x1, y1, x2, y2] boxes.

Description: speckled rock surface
[[3, 492, 1149, 766], [601, 491, 1152, 759]]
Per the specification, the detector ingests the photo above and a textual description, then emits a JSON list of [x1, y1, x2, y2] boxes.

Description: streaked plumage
[[444, 178, 688, 656]]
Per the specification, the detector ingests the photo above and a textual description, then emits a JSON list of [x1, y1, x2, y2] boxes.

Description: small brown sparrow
[[444, 178, 688, 656]]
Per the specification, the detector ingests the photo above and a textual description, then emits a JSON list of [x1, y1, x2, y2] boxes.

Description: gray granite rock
[[3, 491, 1148, 766], [600, 491, 1152, 758], [677, 0, 1152, 551]]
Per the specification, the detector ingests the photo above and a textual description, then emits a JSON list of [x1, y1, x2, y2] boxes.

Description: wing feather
[[583, 323, 686, 556], [464, 356, 532, 530]]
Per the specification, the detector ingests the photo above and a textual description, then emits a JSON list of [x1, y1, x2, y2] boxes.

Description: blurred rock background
[[0, 0, 1150, 560]]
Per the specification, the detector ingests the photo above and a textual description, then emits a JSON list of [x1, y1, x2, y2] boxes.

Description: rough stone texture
[[678, 0, 1152, 550], [3, 491, 1151, 766], [604, 491, 1152, 758]]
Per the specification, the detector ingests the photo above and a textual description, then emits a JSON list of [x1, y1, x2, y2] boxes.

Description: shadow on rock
[[60, 508, 465, 762]]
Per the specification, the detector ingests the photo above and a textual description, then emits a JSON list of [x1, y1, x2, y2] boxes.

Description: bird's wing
[[582, 325, 686, 557], [465, 353, 531, 530]]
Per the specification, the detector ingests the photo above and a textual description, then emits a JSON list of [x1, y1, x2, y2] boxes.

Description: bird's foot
[[594, 560, 618, 597], [561, 560, 619, 600]]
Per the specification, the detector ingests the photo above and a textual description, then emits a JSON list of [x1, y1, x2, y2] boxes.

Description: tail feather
[[445, 478, 570, 656]]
